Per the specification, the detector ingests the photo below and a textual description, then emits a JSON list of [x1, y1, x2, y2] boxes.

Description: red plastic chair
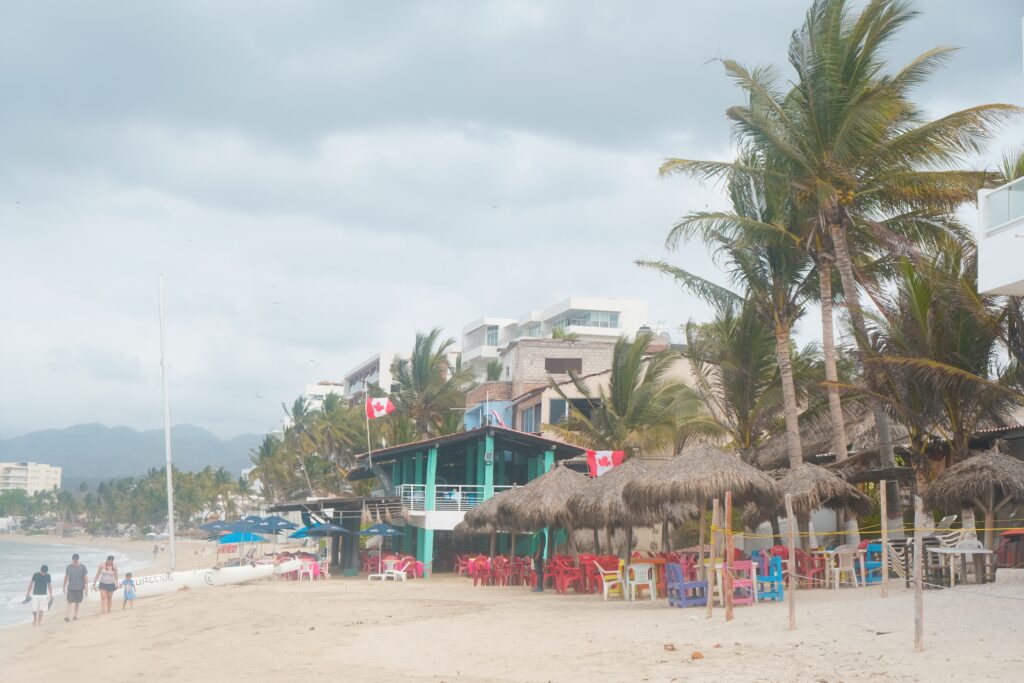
[[794, 548, 827, 587], [472, 557, 492, 586]]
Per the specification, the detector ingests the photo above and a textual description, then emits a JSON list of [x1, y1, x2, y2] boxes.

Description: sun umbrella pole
[[624, 525, 633, 600]]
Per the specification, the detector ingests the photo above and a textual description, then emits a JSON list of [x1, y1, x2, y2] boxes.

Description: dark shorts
[[99, 582, 117, 593], [67, 589, 84, 603]]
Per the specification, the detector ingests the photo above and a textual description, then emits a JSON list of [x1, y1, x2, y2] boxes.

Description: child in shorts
[[122, 573, 136, 609]]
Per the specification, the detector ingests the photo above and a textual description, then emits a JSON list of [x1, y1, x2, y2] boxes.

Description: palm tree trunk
[[661, 520, 671, 552], [828, 220, 896, 468], [774, 322, 804, 470], [818, 256, 850, 461], [593, 528, 601, 554]]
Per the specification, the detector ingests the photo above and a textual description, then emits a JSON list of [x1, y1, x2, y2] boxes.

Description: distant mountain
[[0, 423, 263, 488]]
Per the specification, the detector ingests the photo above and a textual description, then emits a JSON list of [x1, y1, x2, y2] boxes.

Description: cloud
[[0, 0, 1021, 439]]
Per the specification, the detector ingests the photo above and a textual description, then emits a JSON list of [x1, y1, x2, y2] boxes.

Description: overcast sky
[[1, 0, 1022, 438]]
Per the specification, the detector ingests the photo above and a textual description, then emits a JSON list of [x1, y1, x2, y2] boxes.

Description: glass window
[[521, 403, 542, 433], [549, 399, 567, 425], [545, 357, 583, 374], [485, 325, 499, 346]]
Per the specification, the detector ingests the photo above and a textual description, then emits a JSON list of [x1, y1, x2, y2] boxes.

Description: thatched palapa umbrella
[[567, 458, 699, 556], [746, 464, 872, 548], [464, 486, 524, 558], [925, 450, 1024, 549], [496, 465, 589, 559]]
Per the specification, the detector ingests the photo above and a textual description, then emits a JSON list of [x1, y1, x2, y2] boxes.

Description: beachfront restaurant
[[344, 426, 586, 575]]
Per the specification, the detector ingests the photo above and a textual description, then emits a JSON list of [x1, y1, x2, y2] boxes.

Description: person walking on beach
[[25, 564, 53, 627], [532, 532, 546, 592], [153, 544, 159, 559], [63, 553, 88, 621], [93, 555, 118, 614], [121, 572, 136, 610]]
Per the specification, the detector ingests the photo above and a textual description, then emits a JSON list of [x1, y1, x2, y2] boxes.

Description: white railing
[[397, 484, 513, 512], [984, 176, 1024, 234]]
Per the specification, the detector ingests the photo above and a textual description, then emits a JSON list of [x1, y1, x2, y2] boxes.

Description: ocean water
[[0, 539, 148, 628]]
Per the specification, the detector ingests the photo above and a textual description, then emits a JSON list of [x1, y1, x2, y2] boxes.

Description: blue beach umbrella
[[218, 531, 266, 544], [304, 523, 350, 537], [198, 520, 229, 532]]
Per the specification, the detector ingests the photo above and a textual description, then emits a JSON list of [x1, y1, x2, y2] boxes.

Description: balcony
[[397, 484, 514, 512], [979, 179, 1024, 295]]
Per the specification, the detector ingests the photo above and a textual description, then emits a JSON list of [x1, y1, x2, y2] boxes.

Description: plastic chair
[[666, 562, 708, 608], [724, 560, 755, 606], [756, 555, 785, 602], [750, 549, 770, 577], [594, 563, 623, 601], [861, 543, 883, 584], [831, 545, 860, 589], [794, 548, 827, 587], [472, 557, 492, 586], [626, 562, 656, 601]]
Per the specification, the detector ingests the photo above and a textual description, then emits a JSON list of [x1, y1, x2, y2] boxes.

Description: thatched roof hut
[[567, 459, 699, 528], [463, 486, 524, 531], [622, 444, 780, 510], [745, 464, 871, 526], [496, 465, 589, 531], [925, 450, 1024, 548]]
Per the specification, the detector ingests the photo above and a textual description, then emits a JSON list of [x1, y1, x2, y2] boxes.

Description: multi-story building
[[461, 297, 647, 380], [303, 381, 346, 411], [0, 462, 62, 494], [978, 180, 1024, 295], [342, 352, 398, 400]]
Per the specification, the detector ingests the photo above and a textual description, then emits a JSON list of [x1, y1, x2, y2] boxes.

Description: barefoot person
[[121, 572, 136, 610], [93, 555, 118, 615], [25, 565, 53, 627], [63, 553, 88, 622]]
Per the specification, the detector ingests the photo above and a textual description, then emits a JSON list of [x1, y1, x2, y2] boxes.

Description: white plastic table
[[812, 548, 867, 587], [925, 546, 994, 587]]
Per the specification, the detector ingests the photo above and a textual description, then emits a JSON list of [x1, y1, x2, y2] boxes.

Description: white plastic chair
[[595, 564, 623, 601], [626, 562, 656, 601], [298, 562, 315, 581], [831, 545, 860, 589]]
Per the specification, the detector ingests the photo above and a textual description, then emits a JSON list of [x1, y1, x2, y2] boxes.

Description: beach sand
[[1, 552, 1021, 682]]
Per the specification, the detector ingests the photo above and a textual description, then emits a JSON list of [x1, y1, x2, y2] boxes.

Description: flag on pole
[[490, 409, 507, 428], [586, 450, 624, 477], [365, 397, 396, 419]]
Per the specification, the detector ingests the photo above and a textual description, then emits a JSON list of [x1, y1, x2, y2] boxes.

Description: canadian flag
[[365, 397, 396, 419], [586, 450, 624, 477]]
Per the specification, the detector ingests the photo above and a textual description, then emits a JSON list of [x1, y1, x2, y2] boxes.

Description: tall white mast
[[158, 275, 176, 571]]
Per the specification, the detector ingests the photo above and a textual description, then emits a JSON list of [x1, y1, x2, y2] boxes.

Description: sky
[[1, 0, 1022, 439]]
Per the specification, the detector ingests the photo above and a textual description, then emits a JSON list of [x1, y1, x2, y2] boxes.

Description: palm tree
[[660, 0, 1018, 469], [390, 327, 474, 438], [282, 397, 317, 495], [545, 332, 688, 454], [485, 361, 503, 381], [249, 434, 288, 503], [643, 156, 815, 469]]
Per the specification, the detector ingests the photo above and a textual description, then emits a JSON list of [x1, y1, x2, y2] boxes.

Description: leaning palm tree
[[390, 327, 475, 438], [545, 332, 689, 455], [661, 0, 1019, 469]]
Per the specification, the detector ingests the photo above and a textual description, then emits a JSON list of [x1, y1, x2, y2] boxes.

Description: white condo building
[[978, 179, 1024, 295], [342, 352, 398, 399], [0, 462, 62, 494], [461, 297, 648, 380]]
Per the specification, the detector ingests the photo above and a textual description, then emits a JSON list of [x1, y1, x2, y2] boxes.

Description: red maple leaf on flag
[[597, 455, 612, 468], [373, 401, 385, 411]]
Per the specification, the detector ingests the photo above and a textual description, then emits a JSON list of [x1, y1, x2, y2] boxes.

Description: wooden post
[[913, 495, 924, 652], [698, 499, 707, 582], [593, 528, 600, 555], [785, 493, 796, 630], [705, 499, 719, 620], [724, 491, 734, 621], [624, 525, 634, 601], [880, 480, 889, 598], [489, 531, 496, 559]]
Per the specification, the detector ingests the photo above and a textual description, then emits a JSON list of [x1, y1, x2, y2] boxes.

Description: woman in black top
[[25, 564, 53, 627]]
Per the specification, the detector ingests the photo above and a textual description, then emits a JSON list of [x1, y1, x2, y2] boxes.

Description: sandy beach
[[1, 541, 1021, 683]]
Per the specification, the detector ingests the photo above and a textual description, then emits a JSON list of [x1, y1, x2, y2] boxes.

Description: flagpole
[[364, 379, 373, 468], [158, 275, 176, 572]]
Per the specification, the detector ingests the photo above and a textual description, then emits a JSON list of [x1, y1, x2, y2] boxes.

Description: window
[[545, 357, 582, 374], [555, 311, 621, 329], [528, 323, 541, 337], [520, 403, 542, 433], [549, 399, 567, 425], [485, 325, 499, 346]]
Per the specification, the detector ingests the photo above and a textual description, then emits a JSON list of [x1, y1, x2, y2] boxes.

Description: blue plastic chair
[[756, 555, 785, 602], [750, 549, 770, 577], [861, 542, 884, 584], [666, 562, 708, 608]]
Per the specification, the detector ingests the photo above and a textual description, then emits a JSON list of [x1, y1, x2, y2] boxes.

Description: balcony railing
[[984, 176, 1024, 234], [397, 484, 513, 512]]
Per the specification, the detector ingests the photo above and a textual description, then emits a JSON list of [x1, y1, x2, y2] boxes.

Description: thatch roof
[[925, 450, 1024, 510], [463, 486, 524, 531], [567, 459, 699, 528], [747, 464, 871, 524], [570, 528, 632, 554], [622, 444, 780, 510], [496, 465, 590, 531], [754, 402, 877, 468], [453, 520, 488, 537]]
